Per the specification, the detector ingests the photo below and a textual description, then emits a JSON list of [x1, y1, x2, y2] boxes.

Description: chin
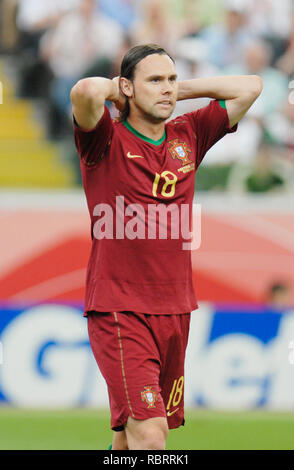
[[154, 109, 174, 122]]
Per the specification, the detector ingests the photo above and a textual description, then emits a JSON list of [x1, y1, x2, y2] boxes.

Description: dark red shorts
[[87, 311, 191, 431]]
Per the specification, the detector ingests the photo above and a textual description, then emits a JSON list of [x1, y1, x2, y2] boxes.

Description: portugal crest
[[168, 139, 192, 166], [141, 386, 158, 408]]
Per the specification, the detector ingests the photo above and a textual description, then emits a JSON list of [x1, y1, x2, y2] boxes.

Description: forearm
[[177, 75, 262, 101]]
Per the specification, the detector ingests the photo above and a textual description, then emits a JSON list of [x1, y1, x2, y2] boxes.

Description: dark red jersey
[[74, 99, 237, 315]]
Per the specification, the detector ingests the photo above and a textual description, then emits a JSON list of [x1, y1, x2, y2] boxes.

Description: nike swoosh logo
[[167, 408, 179, 417], [127, 152, 144, 159]]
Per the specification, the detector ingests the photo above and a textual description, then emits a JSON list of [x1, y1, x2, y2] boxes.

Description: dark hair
[[119, 44, 175, 121]]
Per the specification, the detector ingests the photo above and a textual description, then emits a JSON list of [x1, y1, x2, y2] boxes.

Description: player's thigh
[[87, 311, 166, 429]]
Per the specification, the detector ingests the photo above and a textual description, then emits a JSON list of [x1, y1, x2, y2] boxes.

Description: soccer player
[[70, 44, 262, 450]]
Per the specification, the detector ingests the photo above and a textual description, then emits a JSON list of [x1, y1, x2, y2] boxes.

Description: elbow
[[70, 79, 102, 106], [70, 79, 88, 105], [249, 75, 263, 98], [240, 75, 263, 107]]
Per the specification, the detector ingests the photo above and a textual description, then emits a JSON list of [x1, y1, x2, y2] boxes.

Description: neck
[[127, 112, 166, 141]]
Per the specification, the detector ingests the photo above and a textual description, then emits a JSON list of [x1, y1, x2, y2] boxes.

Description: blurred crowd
[[0, 0, 294, 191]]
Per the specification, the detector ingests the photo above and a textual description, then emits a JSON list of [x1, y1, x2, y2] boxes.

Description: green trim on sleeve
[[218, 99, 226, 109]]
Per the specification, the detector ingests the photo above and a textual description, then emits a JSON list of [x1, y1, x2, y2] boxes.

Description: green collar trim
[[123, 120, 166, 146], [218, 99, 226, 109]]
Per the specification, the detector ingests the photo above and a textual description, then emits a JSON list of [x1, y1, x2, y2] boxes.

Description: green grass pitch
[[0, 408, 293, 450]]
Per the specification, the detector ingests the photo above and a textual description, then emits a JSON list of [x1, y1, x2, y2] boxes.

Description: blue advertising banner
[[0, 302, 294, 409]]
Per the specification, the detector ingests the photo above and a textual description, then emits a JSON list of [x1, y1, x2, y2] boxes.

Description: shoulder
[[73, 106, 119, 146], [111, 117, 126, 133], [167, 114, 192, 130], [168, 100, 221, 126]]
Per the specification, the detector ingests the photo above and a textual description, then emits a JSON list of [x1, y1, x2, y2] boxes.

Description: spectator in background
[[16, 0, 79, 37], [130, 0, 178, 54], [97, 0, 138, 32], [173, 37, 220, 116], [167, 0, 225, 37], [245, 0, 294, 64], [276, 9, 294, 78], [199, 0, 254, 70], [7, 0, 292, 193], [190, 0, 224, 29], [264, 96, 294, 152], [0, 0, 19, 52], [166, 0, 205, 38], [16, 0, 80, 97], [222, 39, 291, 190], [201, 38, 288, 171], [225, 40, 289, 117], [40, 0, 124, 137]]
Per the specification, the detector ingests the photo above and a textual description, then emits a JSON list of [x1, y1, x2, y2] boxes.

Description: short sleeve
[[185, 100, 238, 168], [73, 106, 113, 167]]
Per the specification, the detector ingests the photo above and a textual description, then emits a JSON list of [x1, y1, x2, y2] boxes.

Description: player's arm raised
[[70, 77, 125, 130], [177, 75, 263, 128]]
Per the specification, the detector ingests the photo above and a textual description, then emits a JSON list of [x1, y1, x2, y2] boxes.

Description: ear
[[120, 77, 133, 98]]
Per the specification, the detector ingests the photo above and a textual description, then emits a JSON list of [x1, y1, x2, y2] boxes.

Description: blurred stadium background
[[0, 0, 294, 450]]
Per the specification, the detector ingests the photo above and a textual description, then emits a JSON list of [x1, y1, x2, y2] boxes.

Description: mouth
[[157, 101, 172, 107]]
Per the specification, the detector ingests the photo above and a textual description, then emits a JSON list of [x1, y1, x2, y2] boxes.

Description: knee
[[140, 425, 168, 450], [127, 418, 169, 450]]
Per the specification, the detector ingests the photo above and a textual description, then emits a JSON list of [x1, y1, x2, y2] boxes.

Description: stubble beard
[[132, 84, 175, 124], [139, 102, 175, 124]]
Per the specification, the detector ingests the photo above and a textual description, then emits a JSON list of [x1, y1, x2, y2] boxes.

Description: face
[[121, 53, 178, 123], [245, 44, 269, 74], [225, 11, 244, 33], [80, 0, 95, 17]]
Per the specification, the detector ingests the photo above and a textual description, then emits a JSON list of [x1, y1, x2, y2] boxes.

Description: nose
[[162, 79, 173, 94]]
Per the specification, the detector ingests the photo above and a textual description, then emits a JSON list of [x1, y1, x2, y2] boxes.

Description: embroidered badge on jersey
[[141, 386, 158, 408], [168, 139, 192, 166]]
